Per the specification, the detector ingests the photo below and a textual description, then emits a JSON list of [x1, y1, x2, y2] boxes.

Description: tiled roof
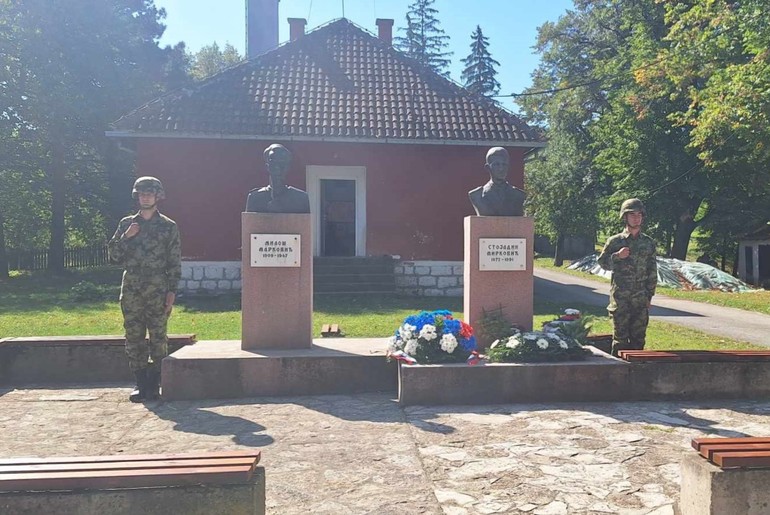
[[111, 19, 543, 146]]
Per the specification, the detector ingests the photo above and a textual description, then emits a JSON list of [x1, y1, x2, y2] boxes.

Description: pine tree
[[461, 26, 500, 97], [395, 0, 452, 77]]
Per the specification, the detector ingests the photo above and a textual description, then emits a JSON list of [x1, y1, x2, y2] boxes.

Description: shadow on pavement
[[147, 402, 274, 447]]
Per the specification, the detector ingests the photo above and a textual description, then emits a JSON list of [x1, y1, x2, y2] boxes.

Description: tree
[[461, 26, 500, 97], [190, 42, 243, 81], [395, 0, 452, 77], [0, 0, 186, 271]]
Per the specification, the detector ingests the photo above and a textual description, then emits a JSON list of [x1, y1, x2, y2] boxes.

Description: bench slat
[[691, 437, 770, 451], [0, 450, 260, 467], [697, 443, 770, 460], [711, 451, 770, 468], [0, 465, 255, 491], [0, 457, 257, 475]]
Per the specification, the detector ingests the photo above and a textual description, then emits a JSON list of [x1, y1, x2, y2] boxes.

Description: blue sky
[[155, 0, 574, 112]]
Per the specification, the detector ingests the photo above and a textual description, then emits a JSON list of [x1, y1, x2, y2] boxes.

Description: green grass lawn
[[0, 267, 763, 350], [534, 256, 770, 316]]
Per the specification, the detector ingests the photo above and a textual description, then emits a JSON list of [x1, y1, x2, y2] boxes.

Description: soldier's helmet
[[132, 176, 165, 200], [619, 198, 645, 219]]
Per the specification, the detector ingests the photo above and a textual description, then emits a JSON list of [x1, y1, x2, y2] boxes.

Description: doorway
[[306, 166, 367, 257]]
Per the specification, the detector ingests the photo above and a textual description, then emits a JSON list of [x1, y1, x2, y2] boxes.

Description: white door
[[306, 166, 366, 257]]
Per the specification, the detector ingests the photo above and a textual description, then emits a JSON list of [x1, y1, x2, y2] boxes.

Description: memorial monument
[[464, 147, 534, 345], [242, 144, 312, 349]]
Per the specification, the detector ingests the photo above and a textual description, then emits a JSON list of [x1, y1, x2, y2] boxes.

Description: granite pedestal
[[241, 212, 312, 350], [464, 215, 534, 346]]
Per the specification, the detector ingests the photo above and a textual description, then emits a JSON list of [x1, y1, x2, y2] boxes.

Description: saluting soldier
[[597, 198, 657, 356], [108, 177, 181, 402]]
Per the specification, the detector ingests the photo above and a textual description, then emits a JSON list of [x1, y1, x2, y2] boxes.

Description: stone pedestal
[[464, 216, 534, 347], [241, 213, 312, 349]]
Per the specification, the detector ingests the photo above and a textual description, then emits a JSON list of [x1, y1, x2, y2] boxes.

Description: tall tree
[[395, 0, 452, 77], [0, 0, 186, 271], [461, 26, 500, 97], [190, 42, 243, 81]]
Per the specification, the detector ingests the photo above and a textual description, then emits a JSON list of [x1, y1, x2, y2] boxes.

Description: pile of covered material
[[567, 254, 754, 292]]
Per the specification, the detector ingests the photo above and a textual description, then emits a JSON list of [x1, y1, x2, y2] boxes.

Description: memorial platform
[[161, 338, 397, 400]]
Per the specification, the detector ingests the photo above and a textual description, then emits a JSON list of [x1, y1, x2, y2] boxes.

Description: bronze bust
[[246, 144, 310, 214], [468, 147, 525, 216]]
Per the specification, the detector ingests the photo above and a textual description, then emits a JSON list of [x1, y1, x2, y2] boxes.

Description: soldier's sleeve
[[166, 223, 182, 293], [646, 239, 658, 301], [107, 218, 132, 265], [597, 237, 617, 271]]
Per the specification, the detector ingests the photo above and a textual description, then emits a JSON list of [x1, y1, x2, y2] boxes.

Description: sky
[[155, 0, 574, 112]]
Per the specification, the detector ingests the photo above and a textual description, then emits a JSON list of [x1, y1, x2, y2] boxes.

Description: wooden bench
[[619, 350, 770, 363], [0, 451, 264, 515], [681, 437, 770, 514]]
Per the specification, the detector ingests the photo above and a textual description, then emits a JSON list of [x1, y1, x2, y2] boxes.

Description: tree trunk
[[48, 141, 66, 272], [670, 215, 697, 260], [553, 232, 565, 267], [0, 209, 8, 280]]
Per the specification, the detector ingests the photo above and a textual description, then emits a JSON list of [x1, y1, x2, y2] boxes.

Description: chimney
[[376, 18, 394, 46], [288, 18, 307, 42], [246, 0, 279, 59]]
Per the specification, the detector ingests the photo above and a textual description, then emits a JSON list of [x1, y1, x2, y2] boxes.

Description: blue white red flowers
[[387, 310, 477, 364]]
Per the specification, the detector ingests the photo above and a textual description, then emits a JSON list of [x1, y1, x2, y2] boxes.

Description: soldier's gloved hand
[[124, 223, 141, 239], [165, 292, 176, 315], [614, 247, 631, 260]]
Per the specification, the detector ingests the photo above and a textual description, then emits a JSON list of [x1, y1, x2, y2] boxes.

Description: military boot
[[129, 368, 148, 403], [145, 364, 161, 401]]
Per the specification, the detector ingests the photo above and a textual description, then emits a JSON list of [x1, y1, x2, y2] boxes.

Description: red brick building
[[109, 17, 544, 293]]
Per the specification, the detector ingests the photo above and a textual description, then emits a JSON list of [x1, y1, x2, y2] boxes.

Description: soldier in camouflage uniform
[[108, 177, 181, 402], [597, 199, 657, 356]]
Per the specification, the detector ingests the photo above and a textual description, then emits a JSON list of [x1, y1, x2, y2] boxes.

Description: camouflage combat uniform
[[597, 228, 657, 356], [108, 211, 181, 372]]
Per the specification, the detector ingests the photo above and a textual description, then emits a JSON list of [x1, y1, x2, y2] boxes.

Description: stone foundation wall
[[178, 261, 241, 293], [395, 260, 463, 297], [178, 260, 465, 297]]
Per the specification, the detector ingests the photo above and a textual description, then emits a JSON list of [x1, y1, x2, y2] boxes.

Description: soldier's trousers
[[608, 298, 650, 357], [120, 275, 169, 372]]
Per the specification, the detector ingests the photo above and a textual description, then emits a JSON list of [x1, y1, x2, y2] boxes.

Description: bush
[[70, 281, 112, 302]]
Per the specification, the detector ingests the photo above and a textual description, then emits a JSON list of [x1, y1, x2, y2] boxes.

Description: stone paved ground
[[2, 387, 770, 514]]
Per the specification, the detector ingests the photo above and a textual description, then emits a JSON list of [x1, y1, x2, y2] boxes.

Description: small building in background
[[738, 224, 770, 287]]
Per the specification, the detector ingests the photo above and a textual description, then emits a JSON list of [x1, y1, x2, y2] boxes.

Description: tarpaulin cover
[[567, 254, 754, 292]]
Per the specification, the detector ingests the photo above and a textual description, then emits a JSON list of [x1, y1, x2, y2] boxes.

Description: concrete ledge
[[0, 335, 195, 385], [0, 467, 265, 515], [162, 339, 397, 400], [680, 454, 770, 515], [398, 347, 770, 406]]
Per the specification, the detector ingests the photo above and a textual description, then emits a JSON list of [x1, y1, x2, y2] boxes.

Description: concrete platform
[[399, 347, 770, 406], [162, 338, 397, 400], [0, 335, 194, 385]]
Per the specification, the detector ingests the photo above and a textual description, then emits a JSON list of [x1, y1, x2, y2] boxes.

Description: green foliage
[[0, 0, 188, 270], [461, 26, 500, 97], [189, 42, 243, 81], [486, 331, 590, 363], [70, 281, 113, 302], [546, 315, 595, 345], [395, 0, 452, 77], [475, 305, 518, 343]]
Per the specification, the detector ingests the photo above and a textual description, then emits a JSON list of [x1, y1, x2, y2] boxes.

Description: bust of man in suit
[[468, 147, 525, 216], [245, 144, 310, 214]]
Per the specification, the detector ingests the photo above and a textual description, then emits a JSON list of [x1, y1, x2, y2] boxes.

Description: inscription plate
[[479, 238, 526, 271], [251, 234, 300, 267]]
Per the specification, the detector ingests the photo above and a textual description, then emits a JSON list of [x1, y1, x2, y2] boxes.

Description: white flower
[[399, 323, 417, 341], [419, 324, 438, 341], [559, 340, 568, 349], [491, 339, 500, 348], [536, 338, 549, 350], [387, 336, 399, 353], [505, 337, 521, 349], [440, 333, 458, 353], [404, 339, 418, 355]]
